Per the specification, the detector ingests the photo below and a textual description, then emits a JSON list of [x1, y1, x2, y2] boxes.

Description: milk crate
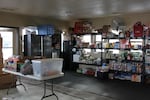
[[32, 58, 63, 77]]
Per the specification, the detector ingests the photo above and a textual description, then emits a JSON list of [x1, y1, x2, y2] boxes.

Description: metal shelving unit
[[101, 34, 144, 82], [71, 33, 102, 76]]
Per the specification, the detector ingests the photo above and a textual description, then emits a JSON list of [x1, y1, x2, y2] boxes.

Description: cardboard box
[[0, 38, 2, 48], [0, 58, 3, 65], [0, 52, 2, 57], [131, 74, 141, 82], [0, 74, 16, 89], [0, 74, 16, 90], [0, 82, 16, 89], [0, 74, 16, 84], [73, 54, 80, 62], [0, 67, 3, 73]]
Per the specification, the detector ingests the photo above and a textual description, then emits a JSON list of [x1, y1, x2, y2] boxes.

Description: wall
[[69, 13, 150, 30], [0, 11, 69, 30], [0, 11, 69, 56]]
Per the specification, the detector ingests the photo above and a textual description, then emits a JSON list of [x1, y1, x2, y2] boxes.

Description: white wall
[[0, 11, 69, 56], [0, 11, 69, 31], [69, 13, 150, 30]]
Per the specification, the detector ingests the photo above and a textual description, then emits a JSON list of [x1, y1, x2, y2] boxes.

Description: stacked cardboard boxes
[[0, 37, 4, 76], [0, 37, 16, 89]]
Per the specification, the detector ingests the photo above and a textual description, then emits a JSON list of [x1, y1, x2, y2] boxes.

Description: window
[[0, 31, 13, 60], [0, 27, 19, 60]]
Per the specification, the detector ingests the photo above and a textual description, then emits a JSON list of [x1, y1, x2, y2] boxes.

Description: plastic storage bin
[[32, 58, 63, 77]]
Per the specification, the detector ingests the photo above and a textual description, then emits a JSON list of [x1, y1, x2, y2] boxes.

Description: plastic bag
[[20, 59, 33, 75]]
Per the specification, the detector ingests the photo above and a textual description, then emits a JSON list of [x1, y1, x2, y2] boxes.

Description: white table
[[2, 68, 64, 100]]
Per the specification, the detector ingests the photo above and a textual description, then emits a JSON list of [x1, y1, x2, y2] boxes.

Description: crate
[[32, 58, 63, 77]]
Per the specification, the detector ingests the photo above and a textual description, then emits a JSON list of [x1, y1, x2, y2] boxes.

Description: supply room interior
[[0, 0, 150, 100]]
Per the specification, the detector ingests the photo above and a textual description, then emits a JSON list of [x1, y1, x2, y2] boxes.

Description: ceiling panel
[[0, 0, 149, 20]]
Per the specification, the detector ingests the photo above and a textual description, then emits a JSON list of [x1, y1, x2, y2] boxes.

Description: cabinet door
[[24, 35, 28, 56], [43, 35, 52, 57], [63, 41, 72, 70], [24, 34, 41, 56], [30, 35, 41, 56], [52, 34, 61, 57]]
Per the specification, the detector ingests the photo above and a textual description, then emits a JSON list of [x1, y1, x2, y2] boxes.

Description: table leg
[[51, 80, 59, 100], [17, 76, 27, 91], [7, 75, 27, 95], [41, 80, 58, 100]]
